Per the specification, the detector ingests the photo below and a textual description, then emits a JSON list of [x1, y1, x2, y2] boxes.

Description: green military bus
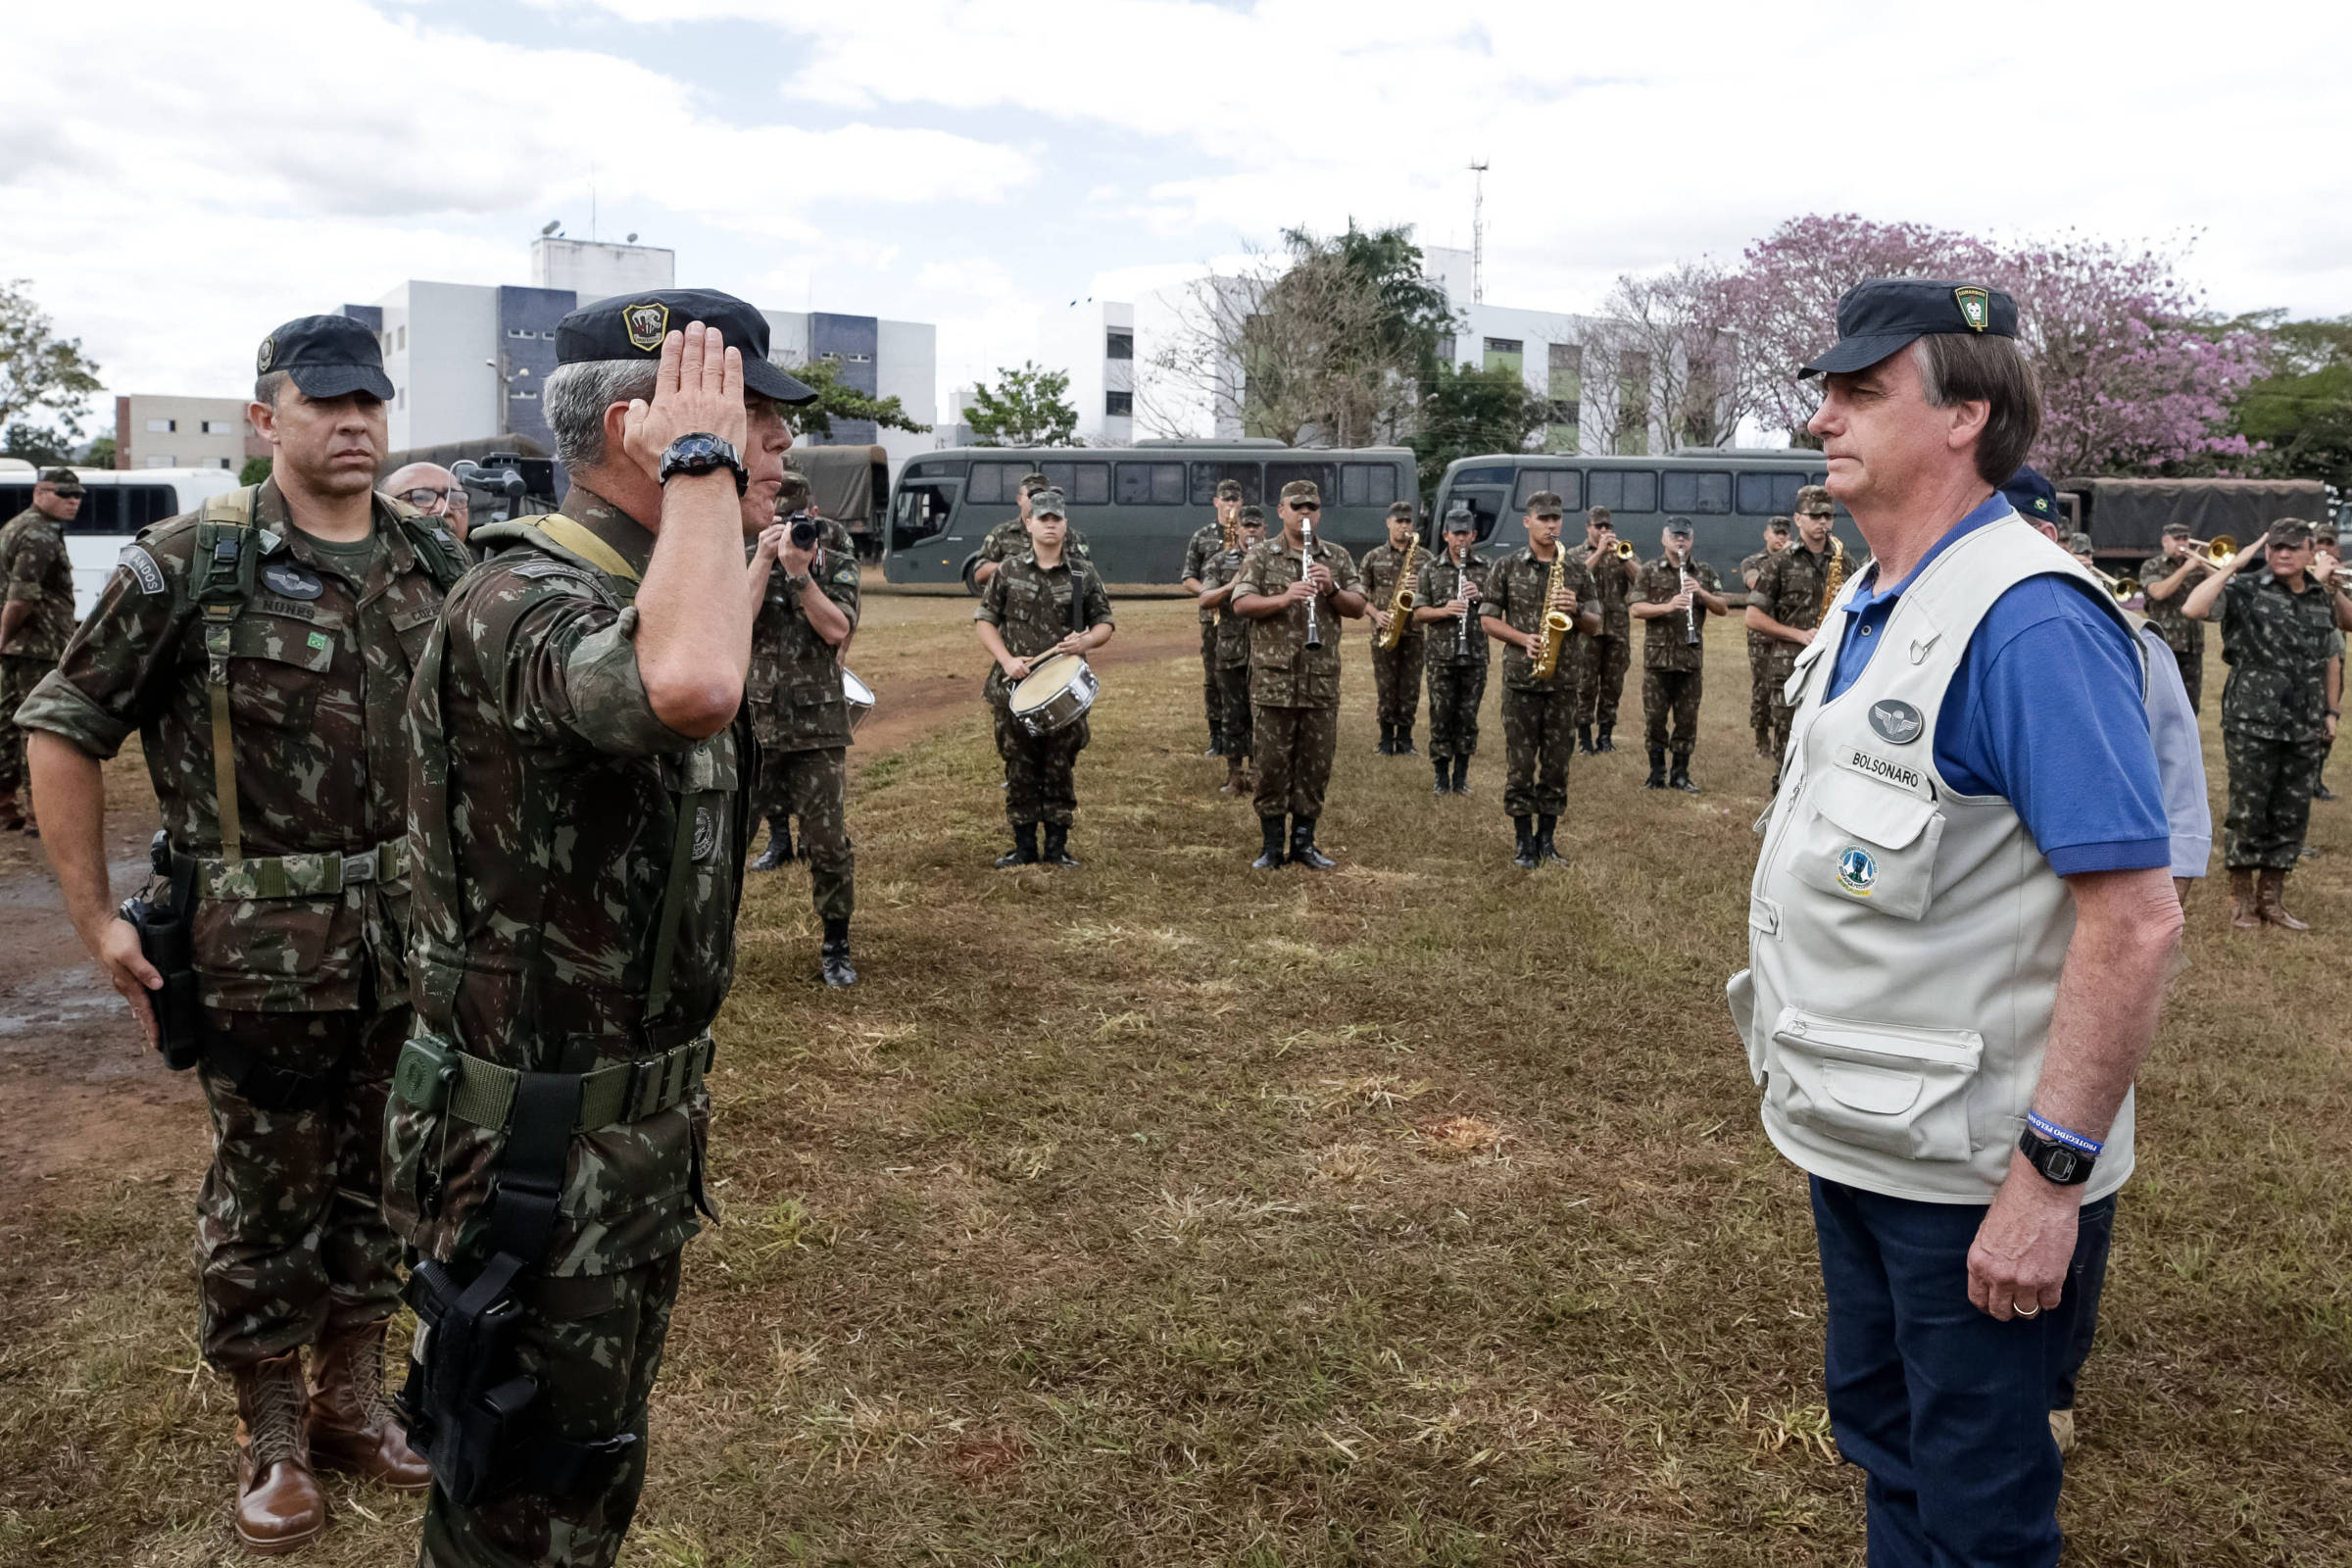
[[884, 439, 1419, 589]]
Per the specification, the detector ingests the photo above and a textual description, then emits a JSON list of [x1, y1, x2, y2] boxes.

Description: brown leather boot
[[2257, 868, 2311, 932], [2228, 868, 2261, 930], [308, 1320, 430, 1491], [233, 1351, 327, 1554]]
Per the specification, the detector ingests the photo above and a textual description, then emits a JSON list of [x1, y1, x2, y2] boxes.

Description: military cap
[[1586, 505, 1612, 526], [2160, 520, 2192, 539], [2269, 517, 2315, 547], [1280, 478, 1321, 507], [1801, 278, 2019, 377], [556, 288, 816, 406], [1794, 484, 1836, 516], [1386, 500, 1415, 520], [2065, 531, 2095, 555], [1766, 514, 1792, 531], [1216, 478, 1245, 501], [35, 466, 84, 496], [255, 314, 395, 401], [1443, 506, 1478, 532], [1238, 503, 1266, 524], [1028, 487, 1068, 518], [1665, 516, 1695, 538], [775, 469, 813, 509], [1525, 490, 1565, 518], [1020, 471, 1051, 495], [1997, 466, 2061, 527]]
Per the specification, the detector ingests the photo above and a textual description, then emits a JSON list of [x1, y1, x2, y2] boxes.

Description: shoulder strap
[[532, 515, 642, 584], [193, 487, 262, 861], [392, 504, 473, 590]]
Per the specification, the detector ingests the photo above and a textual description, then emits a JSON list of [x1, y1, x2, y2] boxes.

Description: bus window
[[1340, 463, 1399, 508], [1041, 462, 1110, 506], [1188, 462, 1263, 507], [965, 463, 1025, 509], [1737, 472, 1811, 515], [1661, 470, 1732, 514], [1266, 462, 1337, 505], [1589, 469, 1657, 514], [1115, 462, 1186, 505], [1510, 467, 1581, 511], [892, 483, 955, 552]]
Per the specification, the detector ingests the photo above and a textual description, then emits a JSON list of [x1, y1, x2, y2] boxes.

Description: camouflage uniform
[[2216, 568, 2337, 869], [749, 517, 860, 924], [1200, 542, 1255, 762], [1740, 549, 1776, 744], [1418, 549, 1490, 762], [978, 515, 1091, 572], [393, 485, 751, 1567], [978, 551, 1112, 828], [1481, 547, 1598, 818], [1237, 534, 1362, 822], [1182, 519, 1230, 749], [1359, 539, 1426, 747], [0, 505, 78, 799], [1640, 555, 1721, 755], [1576, 546, 1638, 734], [14, 480, 466, 1370], [2138, 551, 2209, 714], [1749, 540, 1844, 766]]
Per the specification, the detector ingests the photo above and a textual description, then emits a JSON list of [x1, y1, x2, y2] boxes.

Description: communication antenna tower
[[1468, 159, 1489, 303]]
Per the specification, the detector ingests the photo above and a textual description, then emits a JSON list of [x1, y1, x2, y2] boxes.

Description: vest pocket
[[1725, 968, 1762, 1084], [1789, 767, 1944, 920], [1768, 1007, 1982, 1161]]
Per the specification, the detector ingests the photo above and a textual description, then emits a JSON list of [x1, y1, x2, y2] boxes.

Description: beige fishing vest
[[1729, 510, 2143, 1204]]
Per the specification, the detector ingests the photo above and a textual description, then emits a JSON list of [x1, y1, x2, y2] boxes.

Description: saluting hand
[[623, 322, 749, 481]]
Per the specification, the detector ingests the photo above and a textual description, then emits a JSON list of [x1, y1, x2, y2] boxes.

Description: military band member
[[2318, 524, 2344, 801], [1181, 478, 1246, 757], [972, 471, 1092, 588], [1740, 515, 1792, 757], [976, 488, 1114, 868], [1744, 487, 1843, 772], [2139, 520, 2211, 714], [1360, 500, 1427, 756], [1574, 504, 1638, 754], [1197, 505, 1268, 796], [746, 470, 861, 987], [21, 317, 466, 1550], [1231, 479, 1366, 869], [1479, 491, 1599, 866], [1414, 505, 1490, 794], [0, 465, 82, 832], [1633, 516, 1727, 792]]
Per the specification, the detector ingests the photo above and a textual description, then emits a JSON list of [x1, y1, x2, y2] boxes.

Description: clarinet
[[1302, 514, 1322, 651], [1455, 544, 1477, 657], [1680, 548, 1701, 647]]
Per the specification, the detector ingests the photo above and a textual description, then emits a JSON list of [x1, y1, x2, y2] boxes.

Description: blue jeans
[[1810, 1177, 2119, 1568]]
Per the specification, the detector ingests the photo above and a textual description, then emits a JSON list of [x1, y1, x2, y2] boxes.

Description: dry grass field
[[2, 594, 2348, 1565]]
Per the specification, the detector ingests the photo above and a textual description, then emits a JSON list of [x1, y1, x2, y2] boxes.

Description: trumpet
[[1375, 533, 1421, 652], [2087, 565, 2143, 602]]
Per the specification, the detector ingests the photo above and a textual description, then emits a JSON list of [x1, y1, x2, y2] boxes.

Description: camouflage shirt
[[749, 517, 861, 753], [0, 507, 77, 661], [978, 516, 1093, 569], [2136, 552, 2208, 655], [1235, 534, 1364, 707], [1750, 540, 1844, 642], [1580, 544, 1640, 635], [1182, 520, 1229, 623], [1359, 540, 1427, 644], [1740, 549, 1774, 591], [14, 480, 463, 1010], [2216, 569, 2341, 743], [1416, 549, 1492, 665], [976, 551, 1113, 705], [1200, 545, 1254, 667], [1639, 555, 1724, 672], [1480, 546, 1598, 692], [399, 485, 753, 1276]]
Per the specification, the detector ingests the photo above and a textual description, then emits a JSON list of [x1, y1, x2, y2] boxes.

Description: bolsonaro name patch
[[1843, 746, 1925, 794]]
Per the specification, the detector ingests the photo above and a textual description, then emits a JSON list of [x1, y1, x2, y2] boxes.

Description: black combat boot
[[995, 822, 1040, 868], [1450, 754, 1470, 794], [1042, 822, 1080, 868], [1202, 726, 1224, 759], [1251, 815, 1288, 869], [1537, 813, 1566, 864], [1670, 753, 1701, 794], [1577, 723, 1594, 756], [1290, 817, 1337, 870], [1595, 724, 1616, 754], [1434, 757, 1452, 795], [1512, 816, 1538, 869], [819, 918, 857, 987], [1376, 721, 1395, 756], [1395, 723, 1418, 757], [1643, 749, 1668, 789], [751, 819, 792, 871]]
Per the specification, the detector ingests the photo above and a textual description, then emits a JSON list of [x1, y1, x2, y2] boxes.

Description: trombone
[[2183, 535, 2238, 570], [2087, 564, 2143, 603]]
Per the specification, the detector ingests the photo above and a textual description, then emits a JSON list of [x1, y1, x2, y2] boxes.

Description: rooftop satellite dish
[[540, 220, 562, 236]]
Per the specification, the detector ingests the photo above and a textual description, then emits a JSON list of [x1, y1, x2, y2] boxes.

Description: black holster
[[120, 831, 205, 1071]]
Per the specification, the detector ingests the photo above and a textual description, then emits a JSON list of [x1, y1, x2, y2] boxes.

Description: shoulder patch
[[510, 558, 593, 586], [120, 544, 166, 596]]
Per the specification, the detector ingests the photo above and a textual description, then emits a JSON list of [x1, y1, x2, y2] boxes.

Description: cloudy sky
[[6, 0, 2348, 431]]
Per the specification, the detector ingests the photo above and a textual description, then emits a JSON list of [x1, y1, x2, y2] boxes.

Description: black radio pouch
[[119, 831, 205, 1071]]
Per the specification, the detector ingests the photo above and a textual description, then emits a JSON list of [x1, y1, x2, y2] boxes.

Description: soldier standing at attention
[[2137, 522, 2210, 714], [1360, 500, 1427, 756], [1232, 479, 1366, 869], [1741, 515, 1792, 757], [974, 471, 1091, 589], [977, 488, 1114, 868], [2182, 518, 2352, 929], [0, 466, 82, 833], [1632, 517, 1727, 792], [1414, 505, 1490, 795], [746, 470, 861, 987], [1745, 489, 1843, 773], [1574, 505, 1638, 754], [1197, 504, 1267, 797], [1478, 491, 1599, 867], [1181, 478, 1245, 758], [21, 318, 467, 1551]]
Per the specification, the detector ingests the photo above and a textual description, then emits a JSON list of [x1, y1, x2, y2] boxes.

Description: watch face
[[2046, 1147, 2080, 1182]]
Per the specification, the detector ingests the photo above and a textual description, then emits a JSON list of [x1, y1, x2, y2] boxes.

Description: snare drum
[[1008, 653, 1098, 737], [841, 668, 875, 735]]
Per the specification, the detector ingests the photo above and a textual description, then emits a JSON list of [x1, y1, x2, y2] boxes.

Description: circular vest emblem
[[1868, 699, 1925, 745], [261, 562, 324, 600], [1836, 847, 1879, 897], [692, 802, 719, 862]]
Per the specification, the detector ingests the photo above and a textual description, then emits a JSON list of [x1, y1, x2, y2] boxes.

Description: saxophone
[[1529, 547, 1575, 681], [1818, 537, 1849, 620], [1219, 505, 1238, 555], [1374, 534, 1421, 652]]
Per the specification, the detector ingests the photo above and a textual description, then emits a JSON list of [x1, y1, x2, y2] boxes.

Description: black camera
[[453, 453, 558, 521], [118, 831, 205, 1070], [785, 511, 819, 551]]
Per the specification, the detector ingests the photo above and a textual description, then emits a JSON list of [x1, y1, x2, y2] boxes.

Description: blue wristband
[[2025, 1110, 2103, 1156]]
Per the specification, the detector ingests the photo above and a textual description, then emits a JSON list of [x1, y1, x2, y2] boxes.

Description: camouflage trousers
[[1576, 632, 1631, 728], [1200, 619, 1224, 741], [1217, 662, 1254, 760], [754, 745, 854, 924], [0, 654, 43, 797], [2222, 728, 2328, 870], [1643, 667, 1703, 754], [1370, 635, 1425, 731], [419, 1249, 683, 1568], [2172, 646, 2204, 715], [195, 1004, 406, 1370], [1425, 659, 1488, 760], [1746, 631, 1776, 737], [1252, 702, 1339, 820], [994, 702, 1089, 827], [1764, 646, 1803, 768], [1500, 682, 1576, 817]]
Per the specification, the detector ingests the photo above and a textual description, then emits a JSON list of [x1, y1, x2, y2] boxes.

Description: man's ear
[[247, 400, 276, 443], [1946, 397, 1991, 452], [603, 398, 634, 459]]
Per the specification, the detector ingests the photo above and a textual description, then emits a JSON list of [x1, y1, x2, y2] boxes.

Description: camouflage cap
[[35, 466, 84, 495], [775, 470, 812, 510], [1238, 503, 1267, 525], [1216, 478, 1245, 501], [1020, 471, 1051, 495], [1028, 487, 1068, 518], [1443, 505, 1478, 533], [1586, 505, 1612, 526], [1795, 484, 1835, 516], [2065, 532, 2095, 555], [1525, 490, 1565, 518], [1665, 516, 1695, 538], [1386, 501, 1415, 520], [2269, 517, 2315, 547], [2160, 520, 2192, 538], [1280, 478, 1321, 507], [1766, 514, 1792, 531]]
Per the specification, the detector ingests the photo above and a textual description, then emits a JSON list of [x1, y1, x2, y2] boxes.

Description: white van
[[0, 461, 243, 617]]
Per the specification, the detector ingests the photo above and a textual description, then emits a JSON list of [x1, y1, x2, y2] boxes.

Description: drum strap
[[1065, 560, 1089, 640]]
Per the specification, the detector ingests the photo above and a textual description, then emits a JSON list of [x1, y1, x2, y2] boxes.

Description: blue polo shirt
[[1828, 494, 2169, 877]]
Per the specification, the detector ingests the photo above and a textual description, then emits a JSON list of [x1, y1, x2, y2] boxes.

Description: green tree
[[0, 281, 103, 457], [239, 456, 273, 485], [966, 361, 1079, 448], [81, 435, 116, 467], [1406, 361, 1552, 500], [2, 422, 74, 466], [2229, 314, 2352, 490], [787, 356, 932, 440]]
